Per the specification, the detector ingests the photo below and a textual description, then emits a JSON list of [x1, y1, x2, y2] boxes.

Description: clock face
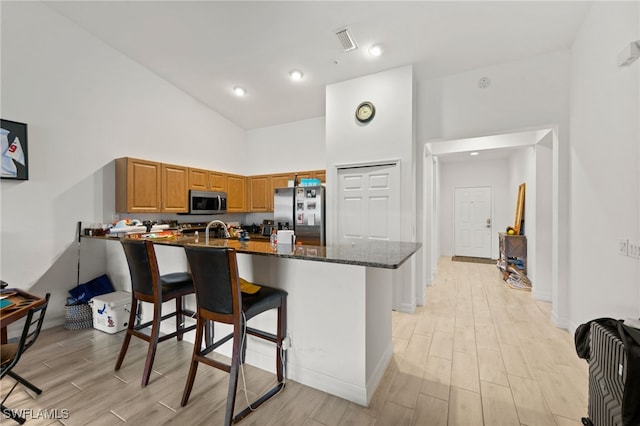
[[356, 101, 375, 123]]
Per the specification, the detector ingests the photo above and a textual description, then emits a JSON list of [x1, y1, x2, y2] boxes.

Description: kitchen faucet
[[205, 220, 230, 244]]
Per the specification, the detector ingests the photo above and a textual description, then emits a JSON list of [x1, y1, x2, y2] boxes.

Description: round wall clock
[[355, 101, 375, 123]]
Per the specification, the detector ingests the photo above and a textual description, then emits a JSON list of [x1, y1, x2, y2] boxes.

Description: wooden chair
[[181, 246, 287, 425], [1, 293, 50, 424], [115, 239, 196, 386]]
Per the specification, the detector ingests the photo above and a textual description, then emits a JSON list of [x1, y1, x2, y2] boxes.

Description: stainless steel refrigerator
[[274, 186, 326, 245]]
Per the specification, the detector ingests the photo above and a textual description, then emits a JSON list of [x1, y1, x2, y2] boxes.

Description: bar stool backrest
[[184, 246, 240, 316], [121, 239, 158, 297]]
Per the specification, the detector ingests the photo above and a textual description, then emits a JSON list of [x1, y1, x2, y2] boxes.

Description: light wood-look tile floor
[[1, 257, 588, 425]]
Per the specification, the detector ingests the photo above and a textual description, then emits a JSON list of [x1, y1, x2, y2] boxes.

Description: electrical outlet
[[619, 239, 629, 256], [628, 240, 640, 259], [112, 213, 120, 223], [282, 331, 293, 350]]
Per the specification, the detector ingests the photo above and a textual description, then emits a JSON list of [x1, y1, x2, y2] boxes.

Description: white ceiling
[[46, 1, 590, 130]]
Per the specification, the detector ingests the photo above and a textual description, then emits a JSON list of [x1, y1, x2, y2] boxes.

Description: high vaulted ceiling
[[46, 1, 590, 130]]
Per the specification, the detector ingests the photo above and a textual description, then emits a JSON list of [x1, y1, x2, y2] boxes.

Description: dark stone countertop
[[84, 234, 421, 269]]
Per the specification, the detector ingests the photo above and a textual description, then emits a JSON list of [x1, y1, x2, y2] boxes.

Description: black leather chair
[[1, 293, 50, 424], [181, 246, 287, 426], [115, 239, 196, 386]]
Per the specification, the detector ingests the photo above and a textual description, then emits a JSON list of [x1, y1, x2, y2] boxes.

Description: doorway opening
[[422, 127, 559, 322]]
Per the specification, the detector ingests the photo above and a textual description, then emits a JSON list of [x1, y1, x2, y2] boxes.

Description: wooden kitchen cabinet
[[246, 171, 325, 212], [188, 167, 227, 192], [226, 173, 247, 212], [117, 157, 325, 214], [116, 157, 188, 213], [312, 170, 326, 183], [248, 175, 271, 212], [294, 170, 326, 183], [116, 157, 162, 213], [270, 174, 291, 190], [161, 163, 188, 212]]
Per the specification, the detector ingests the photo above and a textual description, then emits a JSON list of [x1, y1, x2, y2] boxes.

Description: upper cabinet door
[[312, 170, 326, 183], [161, 163, 188, 213], [188, 167, 209, 191], [249, 175, 271, 212], [116, 157, 162, 213], [209, 171, 227, 192], [189, 168, 227, 192], [271, 174, 291, 190], [226, 174, 246, 212]]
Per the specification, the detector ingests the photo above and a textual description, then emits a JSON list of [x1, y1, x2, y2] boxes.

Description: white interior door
[[454, 186, 492, 258], [337, 163, 400, 244]]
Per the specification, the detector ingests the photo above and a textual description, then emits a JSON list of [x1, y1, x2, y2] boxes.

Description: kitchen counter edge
[[82, 235, 421, 269]]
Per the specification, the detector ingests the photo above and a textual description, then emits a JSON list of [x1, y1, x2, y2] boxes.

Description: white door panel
[[454, 186, 492, 258], [338, 164, 400, 244], [343, 197, 364, 239], [344, 175, 363, 189], [369, 173, 390, 189]]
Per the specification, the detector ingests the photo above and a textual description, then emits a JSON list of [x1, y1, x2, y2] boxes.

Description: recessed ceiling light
[[368, 44, 383, 57], [233, 86, 246, 96], [289, 70, 304, 81], [470, 152, 479, 156]]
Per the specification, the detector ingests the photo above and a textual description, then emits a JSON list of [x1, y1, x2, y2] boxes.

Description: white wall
[[534, 137, 554, 301], [325, 65, 418, 311], [418, 51, 571, 143], [507, 146, 535, 283], [245, 117, 326, 175], [418, 49, 571, 324], [438, 158, 511, 259], [568, 1, 640, 328], [0, 2, 246, 324], [325, 66, 416, 245]]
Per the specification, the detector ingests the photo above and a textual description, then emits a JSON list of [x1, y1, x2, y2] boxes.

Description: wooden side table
[[498, 233, 527, 277], [0, 288, 47, 344]]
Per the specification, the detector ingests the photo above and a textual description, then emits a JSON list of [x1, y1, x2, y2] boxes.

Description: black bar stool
[[115, 239, 196, 386], [181, 245, 287, 425]]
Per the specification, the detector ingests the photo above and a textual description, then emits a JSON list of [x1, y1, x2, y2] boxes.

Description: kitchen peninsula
[[81, 234, 421, 406]]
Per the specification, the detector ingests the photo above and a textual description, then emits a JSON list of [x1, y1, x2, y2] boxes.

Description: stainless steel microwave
[[188, 190, 227, 214]]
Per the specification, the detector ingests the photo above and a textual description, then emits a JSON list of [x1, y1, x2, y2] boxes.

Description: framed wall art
[[1, 119, 29, 180]]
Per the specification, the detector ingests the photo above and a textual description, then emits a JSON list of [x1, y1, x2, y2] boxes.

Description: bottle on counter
[[270, 228, 278, 248]]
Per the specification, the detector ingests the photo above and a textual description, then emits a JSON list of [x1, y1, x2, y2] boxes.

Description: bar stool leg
[[115, 298, 138, 371], [141, 300, 162, 386], [277, 297, 287, 382], [181, 318, 204, 407], [224, 327, 243, 426]]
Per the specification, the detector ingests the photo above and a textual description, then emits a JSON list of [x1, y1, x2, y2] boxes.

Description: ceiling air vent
[[336, 27, 358, 52]]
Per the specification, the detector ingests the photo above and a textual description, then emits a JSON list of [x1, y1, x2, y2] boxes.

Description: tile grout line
[[158, 400, 177, 413], [110, 410, 127, 422]]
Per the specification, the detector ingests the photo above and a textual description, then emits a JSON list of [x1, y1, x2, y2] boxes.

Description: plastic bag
[[68, 274, 115, 303]]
